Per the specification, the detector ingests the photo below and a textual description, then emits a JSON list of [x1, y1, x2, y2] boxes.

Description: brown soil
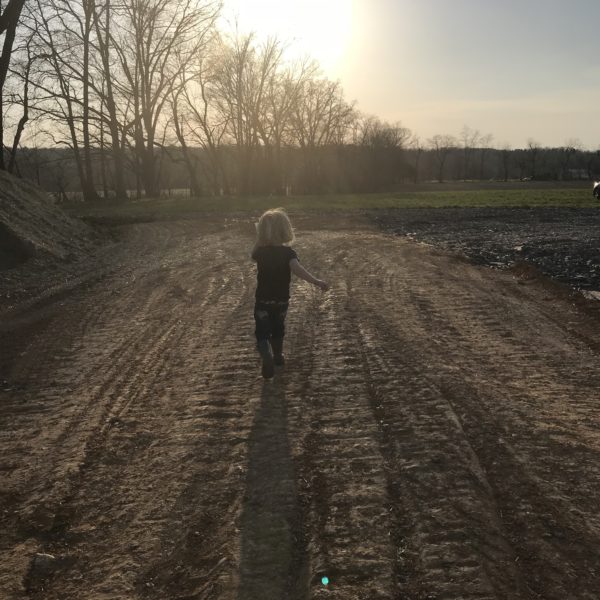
[[370, 206, 600, 291], [0, 171, 94, 265], [1, 214, 600, 600], [0, 171, 98, 311]]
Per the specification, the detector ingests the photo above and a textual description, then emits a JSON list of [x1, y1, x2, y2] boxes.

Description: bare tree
[[526, 138, 541, 180], [585, 147, 600, 181], [210, 34, 287, 194], [170, 80, 203, 196], [410, 134, 424, 183], [174, 45, 231, 195], [14, 3, 593, 196], [291, 76, 354, 192], [52, 154, 70, 201], [111, 0, 220, 197], [460, 124, 480, 180], [358, 115, 411, 189], [515, 149, 528, 181], [91, 0, 129, 200], [6, 30, 35, 172], [558, 138, 581, 180], [359, 116, 411, 149], [259, 57, 318, 193], [428, 134, 456, 183], [292, 77, 353, 148], [499, 143, 511, 182], [478, 133, 493, 180], [0, 0, 26, 170], [26, 0, 106, 200], [81, 0, 101, 200]]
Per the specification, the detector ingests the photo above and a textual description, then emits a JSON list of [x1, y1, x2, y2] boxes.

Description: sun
[[220, 0, 354, 76]]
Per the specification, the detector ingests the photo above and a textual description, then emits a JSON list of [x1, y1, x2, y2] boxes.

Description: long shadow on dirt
[[238, 379, 308, 600]]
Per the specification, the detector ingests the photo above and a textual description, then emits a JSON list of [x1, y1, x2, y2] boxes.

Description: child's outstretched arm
[[290, 258, 329, 290]]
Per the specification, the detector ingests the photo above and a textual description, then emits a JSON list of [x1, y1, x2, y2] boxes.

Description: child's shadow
[[237, 378, 307, 599]]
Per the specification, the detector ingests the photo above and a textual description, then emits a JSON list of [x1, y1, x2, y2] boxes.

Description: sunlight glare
[[221, 0, 354, 76]]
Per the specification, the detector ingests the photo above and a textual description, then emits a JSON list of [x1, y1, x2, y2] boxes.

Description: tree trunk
[[95, 0, 127, 201], [414, 150, 422, 183], [0, 0, 25, 91], [7, 40, 32, 173], [0, 89, 5, 171], [8, 108, 27, 174], [438, 158, 445, 183], [99, 101, 109, 199], [171, 93, 202, 196], [141, 143, 158, 198], [81, 1, 100, 202], [0, 0, 26, 171]]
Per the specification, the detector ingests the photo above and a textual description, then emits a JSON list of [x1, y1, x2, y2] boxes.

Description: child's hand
[[316, 279, 330, 291]]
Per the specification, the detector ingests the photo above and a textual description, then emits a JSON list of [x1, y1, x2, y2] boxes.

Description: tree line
[[1, 0, 599, 200]]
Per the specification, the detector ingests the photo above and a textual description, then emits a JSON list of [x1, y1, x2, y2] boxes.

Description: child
[[251, 208, 329, 379]]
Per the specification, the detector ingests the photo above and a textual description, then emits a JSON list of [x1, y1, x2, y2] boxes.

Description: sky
[[220, 0, 600, 149]]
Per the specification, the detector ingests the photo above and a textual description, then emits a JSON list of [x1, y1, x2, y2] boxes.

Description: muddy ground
[[372, 206, 600, 290], [1, 213, 600, 600]]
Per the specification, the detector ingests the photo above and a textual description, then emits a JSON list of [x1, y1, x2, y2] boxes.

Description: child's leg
[[254, 303, 274, 378], [270, 304, 288, 366], [271, 337, 285, 366]]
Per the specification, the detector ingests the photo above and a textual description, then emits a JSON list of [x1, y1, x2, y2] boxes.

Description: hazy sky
[[221, 0, 600, 149]]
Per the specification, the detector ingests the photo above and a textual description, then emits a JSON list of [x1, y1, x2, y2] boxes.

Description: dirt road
[[1, 215, 600, 600]]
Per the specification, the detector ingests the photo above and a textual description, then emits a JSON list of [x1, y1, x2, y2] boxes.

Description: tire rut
[[2, 221, 600, 600]]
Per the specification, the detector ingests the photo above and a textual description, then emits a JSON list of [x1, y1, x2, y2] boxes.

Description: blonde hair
[[255, 208, 295, 246]]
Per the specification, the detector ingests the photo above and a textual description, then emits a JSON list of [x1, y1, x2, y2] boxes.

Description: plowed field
[[1, 215, 600, 600]]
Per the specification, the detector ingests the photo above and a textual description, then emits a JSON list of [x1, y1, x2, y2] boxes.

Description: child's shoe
[[257, 339, 274, 379], [271, 338, 285, 366]]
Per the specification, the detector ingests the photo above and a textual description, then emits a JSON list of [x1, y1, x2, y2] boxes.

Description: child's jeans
[[254, 301, 288, 342]]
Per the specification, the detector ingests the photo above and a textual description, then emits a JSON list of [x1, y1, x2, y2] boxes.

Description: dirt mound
[[0, 171, 93, 269]]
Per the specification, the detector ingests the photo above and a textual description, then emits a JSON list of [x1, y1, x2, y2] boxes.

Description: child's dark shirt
[[252, 245, 298, 302]]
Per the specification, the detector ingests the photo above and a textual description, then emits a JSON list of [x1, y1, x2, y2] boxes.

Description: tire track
[[349, 310, 524, 599], [342, 232, 600, 599], [20, 223, 273, 600], [2, 223, 246, 597], [284, 238, 397, 600], [3, 220, 600, 600]]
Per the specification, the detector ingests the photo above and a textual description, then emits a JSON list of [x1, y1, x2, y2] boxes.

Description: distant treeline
[[1, 1, 599, 200], [9, 143, 600, 200]]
